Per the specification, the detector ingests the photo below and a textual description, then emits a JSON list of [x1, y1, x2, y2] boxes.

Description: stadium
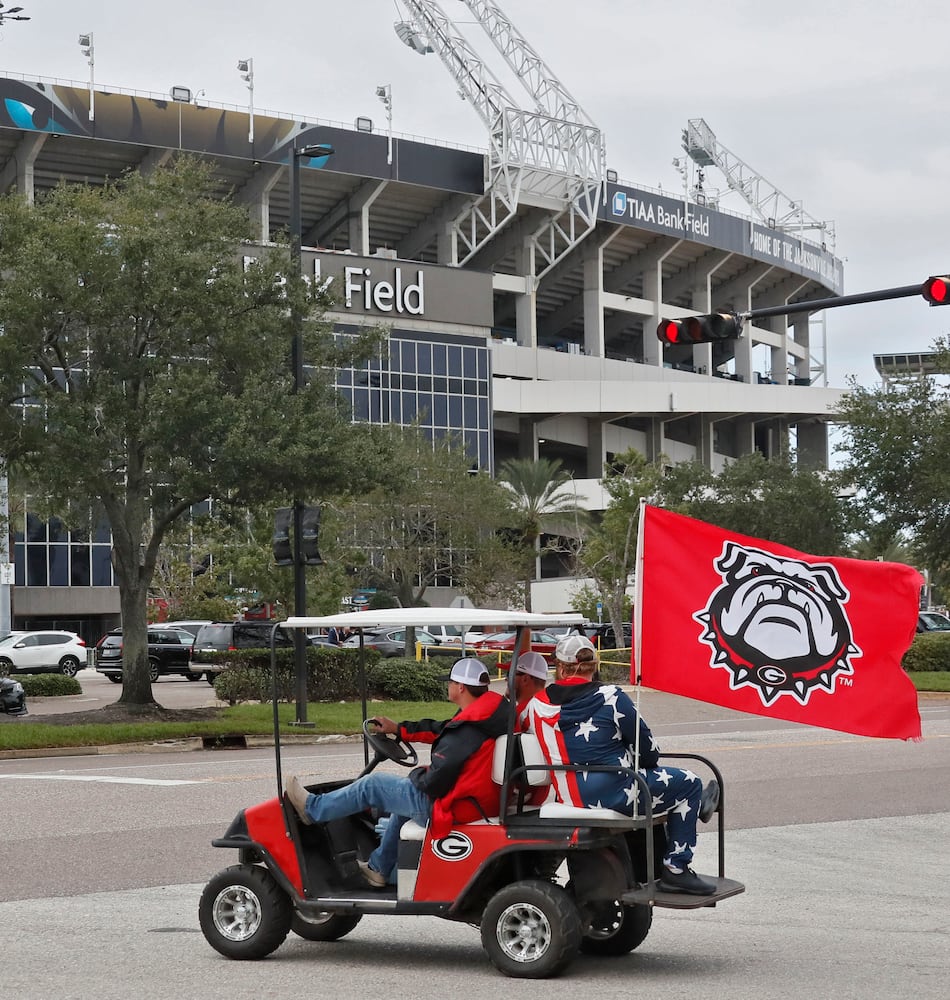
[[0, 4, 846, 633]]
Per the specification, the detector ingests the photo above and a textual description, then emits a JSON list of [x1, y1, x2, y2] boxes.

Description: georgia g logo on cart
[[694, 542, 863, 706], [431, 832, 474, 862]]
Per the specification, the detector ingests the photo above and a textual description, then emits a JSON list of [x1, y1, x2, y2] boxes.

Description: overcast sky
[[2, 0, 947, 409]]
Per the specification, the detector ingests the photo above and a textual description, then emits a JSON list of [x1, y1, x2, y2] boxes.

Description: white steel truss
[[682, 118, 835, 249], [396, 0, 604, 276]]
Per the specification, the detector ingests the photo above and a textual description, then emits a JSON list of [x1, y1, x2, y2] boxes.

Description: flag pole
[[631, 497, 648, 817]]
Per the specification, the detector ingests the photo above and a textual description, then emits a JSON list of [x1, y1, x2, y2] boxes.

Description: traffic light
[[272, 507, 293, 566], [657, 312, 742, 345], [921, 276, 950, 305], [300, 506, 324, 566]]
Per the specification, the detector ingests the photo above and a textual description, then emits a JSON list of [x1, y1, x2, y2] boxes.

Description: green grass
[[0, 700, 447, 752], [3, 677, 947, 752], [908, 670, 950, 693]]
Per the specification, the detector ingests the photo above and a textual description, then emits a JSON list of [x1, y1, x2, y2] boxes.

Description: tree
[[497, 457, 588, 611], [656, 451, 854, 556], [0, 158, 390, 708], [836, 339, 950, 580], [338, 429, 512, 610], [579, 449, 663, 641]]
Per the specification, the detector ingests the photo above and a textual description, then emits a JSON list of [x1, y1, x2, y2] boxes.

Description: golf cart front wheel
[[481, 879, 582, 979], [291, 909, 363, 941], [198, 864, 292, 960]]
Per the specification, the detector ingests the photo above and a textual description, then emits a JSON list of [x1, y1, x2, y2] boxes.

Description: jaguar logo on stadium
[[431, 832, 473, 862], [694, 542, 862, 706]]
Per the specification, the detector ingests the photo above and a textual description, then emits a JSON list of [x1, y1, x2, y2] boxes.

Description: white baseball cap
[[514, 651, 549, 680], [555, 634, 597, 664], [443, 657, 491, 685]]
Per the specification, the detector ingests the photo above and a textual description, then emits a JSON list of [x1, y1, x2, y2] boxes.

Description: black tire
[[0, 658, 10, 677], [580, 899, 652, 956], [59, 656, 81, 678], [198, 865, 292, 960], [106, 674, 122, 684], [480, 879, 582, 979], [206, 672, 216, 686], [291, 910, 363, 942], [185, 671, 201, 682], [147, 658, 160, 683]]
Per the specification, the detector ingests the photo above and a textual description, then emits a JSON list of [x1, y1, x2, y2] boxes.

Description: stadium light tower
[[0, 4, 30, 25], [78, 32, 95, 122], [376, 84, 392, 165], [237, 58, 254, 144]]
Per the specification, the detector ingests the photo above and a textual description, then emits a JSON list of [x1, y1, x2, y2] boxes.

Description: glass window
[[432, 345, 447, 375], [447, 346, 462, 377], [401, 393, 417, 423], [433, 395, 448, 427], [49, 545, 69, 586], [70, 545, 91, 586], [26, 547, 47, 586], [26, 514, 45, 542], [417, 343, 432, 374], [449, 396, 463, 428], [92, 546, 113, 587]]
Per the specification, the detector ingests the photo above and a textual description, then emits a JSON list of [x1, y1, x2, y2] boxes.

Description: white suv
[[0, 630, 88, 677]]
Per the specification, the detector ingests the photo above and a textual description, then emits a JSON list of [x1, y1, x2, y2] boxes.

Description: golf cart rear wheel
[[580, 899, 652, 955], [481, 879, 582, 979], [291, 909, 363, 941], [198, 864, 292, 960]]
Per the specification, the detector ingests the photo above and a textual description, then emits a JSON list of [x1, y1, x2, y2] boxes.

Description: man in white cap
[[512, 650, 549, 727], [286, 657, 507, 888], [526, 633, 720, 896]]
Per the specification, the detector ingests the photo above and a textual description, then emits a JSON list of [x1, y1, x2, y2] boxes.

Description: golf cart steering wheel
[[362, 718, 418, 768]]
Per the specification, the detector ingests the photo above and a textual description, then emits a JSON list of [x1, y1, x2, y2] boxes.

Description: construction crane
[[682, 118, 835, 250], [394, 0, 604, 276]]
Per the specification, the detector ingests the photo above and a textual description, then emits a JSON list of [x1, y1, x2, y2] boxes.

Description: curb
[[0, 731, 362, 761]]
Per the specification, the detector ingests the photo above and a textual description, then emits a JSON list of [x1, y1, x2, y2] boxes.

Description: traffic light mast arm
[[741, 282, 926, 321]]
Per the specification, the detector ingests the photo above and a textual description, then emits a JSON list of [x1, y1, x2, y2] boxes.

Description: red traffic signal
[[657, 312, 742, 345], [921, 276, 950, 305]]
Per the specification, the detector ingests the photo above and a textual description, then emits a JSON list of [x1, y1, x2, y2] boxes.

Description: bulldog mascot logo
[[694, 542, 862, 706]]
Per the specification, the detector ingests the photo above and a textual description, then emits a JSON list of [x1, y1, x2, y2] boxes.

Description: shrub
[[366, 657, 447, 701], [19, 674, 83, 696], [213, 646, 383, 704], [902, 633, 950, 672]]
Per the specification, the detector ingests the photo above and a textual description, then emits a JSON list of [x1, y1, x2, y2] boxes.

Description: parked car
[[424, 624, 464, 643], [0, 675, 27, 716], [189, 620, 295, 683], [0, 630, 87, 677], [164, 619, 213, 639], [917, 611, 950, 633], [582, 622, 634, 650], [472, 629, 560, 664], [341, 627, 440, 658], [95, 625, 197, 683]]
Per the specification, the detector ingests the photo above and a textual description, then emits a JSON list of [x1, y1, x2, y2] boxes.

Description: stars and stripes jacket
[[526, 677, 659, 811]]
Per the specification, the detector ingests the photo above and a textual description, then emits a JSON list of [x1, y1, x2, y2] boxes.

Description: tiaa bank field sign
[[242, 246, 493, 328]]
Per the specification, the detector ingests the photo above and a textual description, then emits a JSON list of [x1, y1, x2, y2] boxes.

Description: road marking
[[0, 774, 204, 786]]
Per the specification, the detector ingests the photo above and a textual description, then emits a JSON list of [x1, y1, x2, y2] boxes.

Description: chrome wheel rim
[[495, 901, 552, 963], [212, 884, 263, 942]]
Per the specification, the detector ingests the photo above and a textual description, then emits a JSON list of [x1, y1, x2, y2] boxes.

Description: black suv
[[582, 622, 633, 650], [189, 621, 294, 684], [95, 626, 197, 683]]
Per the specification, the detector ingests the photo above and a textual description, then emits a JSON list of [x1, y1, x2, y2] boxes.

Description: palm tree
[[497, 457, 587, 611]]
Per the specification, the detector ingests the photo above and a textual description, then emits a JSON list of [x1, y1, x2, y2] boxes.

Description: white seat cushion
[[399, 819, 428, 841], [539, 802, 629, 822], [493, 733, 551, 787]]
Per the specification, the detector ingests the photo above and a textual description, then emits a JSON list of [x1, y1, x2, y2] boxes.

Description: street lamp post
[[289, 142, 334, 727]]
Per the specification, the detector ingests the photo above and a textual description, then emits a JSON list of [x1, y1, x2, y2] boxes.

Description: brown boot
[[285, 775, 314, 825]]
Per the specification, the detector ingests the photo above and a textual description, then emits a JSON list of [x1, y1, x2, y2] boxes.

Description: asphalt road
[[1, 682, 948, 999]]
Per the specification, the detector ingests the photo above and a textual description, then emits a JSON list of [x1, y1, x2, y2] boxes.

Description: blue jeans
[[303, 772, 431, 883]]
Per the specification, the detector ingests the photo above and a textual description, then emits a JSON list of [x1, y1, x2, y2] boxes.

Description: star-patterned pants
[[638, 766, 703, 872]]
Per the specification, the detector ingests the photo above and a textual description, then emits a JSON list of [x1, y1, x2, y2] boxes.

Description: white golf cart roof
[[283, 608, 585, 631]]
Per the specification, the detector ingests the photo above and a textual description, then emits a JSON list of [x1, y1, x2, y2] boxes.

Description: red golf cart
[[198, 609, 744, 978]]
